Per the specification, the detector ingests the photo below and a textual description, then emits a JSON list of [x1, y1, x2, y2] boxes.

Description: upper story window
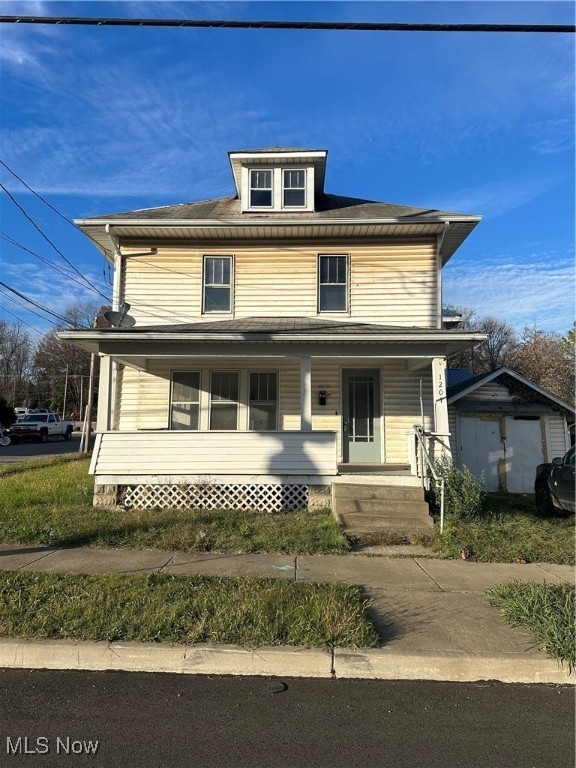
[[249, 170, 273, 208], [243, 166, 313, 212], [283, 170, 306, 207], [318, 255, 348, 313], [203, 256, 232, 313]]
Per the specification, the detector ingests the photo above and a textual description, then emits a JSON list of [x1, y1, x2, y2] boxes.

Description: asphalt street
[[1, 670, 573, 768], [0, 431, 95, 463]]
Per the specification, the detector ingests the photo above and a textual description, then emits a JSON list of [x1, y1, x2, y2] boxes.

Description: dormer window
[[231, 149, 326, 213], [249, 170, 272, 208], [283, 170, 306, 207]]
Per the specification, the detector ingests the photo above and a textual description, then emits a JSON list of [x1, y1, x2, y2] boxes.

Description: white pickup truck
[[8, 412, 75, 443]]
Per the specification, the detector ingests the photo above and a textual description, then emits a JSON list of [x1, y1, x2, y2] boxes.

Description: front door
[[342, 369, 381, 463]]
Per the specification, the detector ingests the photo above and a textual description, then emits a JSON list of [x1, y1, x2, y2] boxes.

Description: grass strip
[[487, 581, 575, 671], [0, 458, 349, 554], [0, 570, 378, 648]]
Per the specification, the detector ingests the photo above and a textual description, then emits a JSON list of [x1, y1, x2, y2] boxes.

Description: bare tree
[[0, 321, 34, 406], [446, 307, 518, 374], [31, 303, 105, 414], [509, 326, 575, 405]]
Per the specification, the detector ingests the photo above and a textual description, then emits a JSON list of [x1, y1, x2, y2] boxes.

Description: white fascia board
[[447, 365, 575, 414], [75, 215, 481, 228], [58, 330, 487, 345], [229, 151, 327, 161]]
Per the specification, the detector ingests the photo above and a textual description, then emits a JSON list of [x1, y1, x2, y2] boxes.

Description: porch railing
[[413, 425, 446, 533]]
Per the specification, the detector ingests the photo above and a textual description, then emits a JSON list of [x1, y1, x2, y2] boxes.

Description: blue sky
[[0, 0, 574, 339]]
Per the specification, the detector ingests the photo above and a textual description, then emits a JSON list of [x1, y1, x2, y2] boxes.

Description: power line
[[0, 161, 192, 324], [0, 181, 106, 297], [0, 281, 75, 326], [0, 231, 111, 299], [0, 16, 573, 33], [0, 302, 44, 335]]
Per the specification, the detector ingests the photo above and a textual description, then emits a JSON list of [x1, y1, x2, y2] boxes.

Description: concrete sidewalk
[[0, 544, 573, 684]]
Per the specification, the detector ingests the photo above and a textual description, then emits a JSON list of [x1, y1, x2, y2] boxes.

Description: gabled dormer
[[228, 147, 327, 213]]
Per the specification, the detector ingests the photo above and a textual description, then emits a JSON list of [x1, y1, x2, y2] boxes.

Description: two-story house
[[60, 147, 485, 523]]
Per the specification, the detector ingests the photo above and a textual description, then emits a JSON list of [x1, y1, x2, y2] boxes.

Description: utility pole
[[79, 318, 98, 453], [62, 364, 69, 418]]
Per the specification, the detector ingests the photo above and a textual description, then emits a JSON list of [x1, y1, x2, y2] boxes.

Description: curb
[[0, 639, 572, 684]]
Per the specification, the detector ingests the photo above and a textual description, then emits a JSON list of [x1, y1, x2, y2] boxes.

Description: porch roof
[[59, 316, 486, 367]]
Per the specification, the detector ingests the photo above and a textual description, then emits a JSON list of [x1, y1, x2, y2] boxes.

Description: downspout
[[436, 222, 450, 329], [105, 224, 122, 432], [105, 224, 122, 311]]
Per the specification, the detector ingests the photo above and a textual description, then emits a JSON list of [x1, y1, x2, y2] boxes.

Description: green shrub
[[429, 455, 486, 519]]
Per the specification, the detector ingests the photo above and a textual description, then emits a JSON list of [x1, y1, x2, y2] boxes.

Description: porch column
[[96, 355, 112, 432], [300, 355, 312, 432], [432, 357, 451, 457]]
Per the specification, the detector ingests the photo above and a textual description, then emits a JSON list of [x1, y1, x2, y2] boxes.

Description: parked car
[[8, 413, 75, 443], [14, 408, 28, 420], [534, 446, 575, 515]]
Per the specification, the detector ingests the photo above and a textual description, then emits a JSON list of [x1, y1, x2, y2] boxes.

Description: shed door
[[459, 415, 502, 491], [458, 414, 545, 493], [503, 417, 544, 493]]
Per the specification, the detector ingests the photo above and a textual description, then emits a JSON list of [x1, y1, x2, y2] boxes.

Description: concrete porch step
[[338, 512, 434, 531], [334, 485, 425, 502], [333, 482, 433, 538], [336, 499, 431, 516]]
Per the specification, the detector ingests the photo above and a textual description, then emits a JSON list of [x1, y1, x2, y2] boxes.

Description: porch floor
[[337, 463, 411, 475]]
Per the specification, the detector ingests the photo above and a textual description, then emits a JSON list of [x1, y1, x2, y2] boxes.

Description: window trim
[[249, 169, 273, 209], [202, 255, 234, 315], [317, 254, 350, 314], [282, 168, 307, 209]]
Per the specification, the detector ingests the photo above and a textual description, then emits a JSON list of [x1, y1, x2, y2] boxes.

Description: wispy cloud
[[444, 250, 575, 334], [436, 176, 564, 219]]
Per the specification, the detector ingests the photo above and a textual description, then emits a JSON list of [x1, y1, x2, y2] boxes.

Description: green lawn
[[0, 570, 378, 648], [0, 456, 349, 555], [488, 581, 575, 671], [0, 457, 572, 564], [432, 493, 574, 565]]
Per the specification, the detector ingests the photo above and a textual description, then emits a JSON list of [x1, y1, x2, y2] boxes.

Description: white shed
[[447, 367, 574, 493]]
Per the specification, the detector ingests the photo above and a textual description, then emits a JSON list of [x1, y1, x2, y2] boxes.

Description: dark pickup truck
[[534, 446, 575, 516]]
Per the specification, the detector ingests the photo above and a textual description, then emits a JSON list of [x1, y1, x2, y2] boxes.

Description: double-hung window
[[318, 255, 348, 313], [209, 372, 239, 430], [283, 170, 306, 207], [203, 256, 232, 313], [249, 170, 273, 207], [249, 372, 278, 430], [170, 372, 200, 430]]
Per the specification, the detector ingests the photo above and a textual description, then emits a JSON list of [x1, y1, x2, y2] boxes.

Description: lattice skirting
[[118, 483, 310, 512]]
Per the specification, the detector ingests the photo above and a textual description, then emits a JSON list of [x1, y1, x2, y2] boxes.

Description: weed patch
[[488, 581, 575, 671]]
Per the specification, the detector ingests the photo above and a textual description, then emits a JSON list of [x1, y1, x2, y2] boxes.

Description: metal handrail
[[413, 425, 446, 533]]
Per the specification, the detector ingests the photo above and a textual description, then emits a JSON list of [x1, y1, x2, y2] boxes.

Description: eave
[[75, 216, 481, 266], [58, 328, 487, 372]]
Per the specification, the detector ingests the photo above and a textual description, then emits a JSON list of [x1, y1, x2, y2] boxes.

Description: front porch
[[58, 316, 482, 513]]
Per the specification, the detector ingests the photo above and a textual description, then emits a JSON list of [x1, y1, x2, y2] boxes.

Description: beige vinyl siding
[[448, 408, 458, 454], [547, 412, 571, 459], [122, 240, 437, 327], [464, 383, 515, 402], [116, 357, 435, 465], [382, 362, 434, 463], [91, 431, 338, 480]]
